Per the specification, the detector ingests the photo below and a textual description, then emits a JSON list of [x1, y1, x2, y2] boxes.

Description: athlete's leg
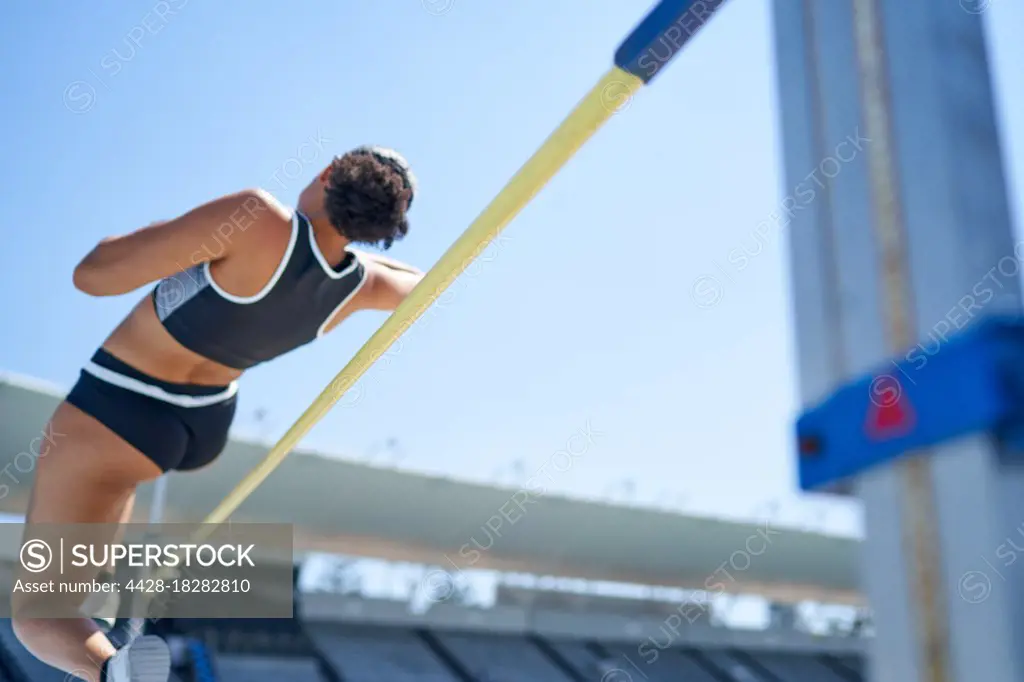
[[80, 494, 136, 628], [12, 401, 166, 680]]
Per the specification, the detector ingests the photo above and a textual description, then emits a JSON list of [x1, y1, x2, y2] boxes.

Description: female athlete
[[13, 146, 423, 682]]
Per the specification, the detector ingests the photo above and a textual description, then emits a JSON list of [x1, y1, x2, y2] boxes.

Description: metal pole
[[776, 1, 1024, 680]]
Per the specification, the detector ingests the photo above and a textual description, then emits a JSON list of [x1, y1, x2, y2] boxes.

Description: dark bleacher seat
[[215, 653, 323, 682], [701, 649, 771, 681], [832, 654, 865, 678], [544, 639, 605, 680], [435, 632, 576, 682], [309, 625, 457, 682], [601, 643, 720, 682], [745, 651, 856, 682]]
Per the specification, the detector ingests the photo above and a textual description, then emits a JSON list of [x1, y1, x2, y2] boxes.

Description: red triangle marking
[[865, 377, 916, 440]]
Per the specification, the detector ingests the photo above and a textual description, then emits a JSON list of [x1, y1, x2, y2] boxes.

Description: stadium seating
[[543, 638, 608, 680], [433, 631, 578, 682], [830, 653, 864, 678], [701, 649, 773, 682], [744, 651, 853, 682], [599, 643, 723, 682], [214, 653, 324, 682], [0, 617, 867, 682], [308, 624, 459, 682]]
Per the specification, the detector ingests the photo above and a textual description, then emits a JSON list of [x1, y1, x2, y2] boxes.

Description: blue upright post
[[775, 1, 1024, 680]]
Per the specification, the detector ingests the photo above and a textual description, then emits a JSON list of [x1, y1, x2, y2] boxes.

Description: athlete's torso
[[102, 211, 367, 385]]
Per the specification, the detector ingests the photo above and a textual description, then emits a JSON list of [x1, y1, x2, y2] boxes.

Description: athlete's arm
[[73, 188, 284, 296], [359, 262, 424, 312], [351, 249, 423, 276]]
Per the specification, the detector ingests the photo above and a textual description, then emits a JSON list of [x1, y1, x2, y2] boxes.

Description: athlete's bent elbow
[[73, 263, 100, 295], [72, 261, 118, 296]]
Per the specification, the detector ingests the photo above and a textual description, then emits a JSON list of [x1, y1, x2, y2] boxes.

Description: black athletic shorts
[[66, 349, 238, 472]]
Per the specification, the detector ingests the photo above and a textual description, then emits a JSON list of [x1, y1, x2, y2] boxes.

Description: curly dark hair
[[323, 146, 416, 250]]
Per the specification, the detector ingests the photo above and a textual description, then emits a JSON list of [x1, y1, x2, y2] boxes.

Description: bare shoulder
[[348, 248, 423, 275], [233, 188, 292, 228], [350, 251, 424, 312], [219, 188, 293, 246]]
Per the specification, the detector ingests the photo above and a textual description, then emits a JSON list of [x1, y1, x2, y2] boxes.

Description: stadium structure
[[0, 372, 868, 682]]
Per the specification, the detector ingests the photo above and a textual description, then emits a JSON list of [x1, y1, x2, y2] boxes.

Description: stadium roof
[[0, 371, 862, 604]]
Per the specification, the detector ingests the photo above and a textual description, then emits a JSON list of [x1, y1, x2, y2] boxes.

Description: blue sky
[[2, 0, 1022, 537]]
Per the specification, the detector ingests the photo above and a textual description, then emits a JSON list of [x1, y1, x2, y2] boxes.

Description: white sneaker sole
[[116, 635, 171, 682]]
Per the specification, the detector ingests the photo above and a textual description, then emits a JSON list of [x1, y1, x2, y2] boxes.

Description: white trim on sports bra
[[316, 252, 370, 338], [82, 362, 238, 408], [205, 212, 300, 304], [308, 218, 361, 280]]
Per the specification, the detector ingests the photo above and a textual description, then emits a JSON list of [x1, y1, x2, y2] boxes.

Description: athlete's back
[[77, 147, 421, 386]]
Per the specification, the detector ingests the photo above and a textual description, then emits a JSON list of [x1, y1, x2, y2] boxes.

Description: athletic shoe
[[106, 635, 171, 682]]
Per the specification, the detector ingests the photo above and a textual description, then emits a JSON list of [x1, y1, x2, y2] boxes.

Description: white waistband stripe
[[82, 362, 238, 408]]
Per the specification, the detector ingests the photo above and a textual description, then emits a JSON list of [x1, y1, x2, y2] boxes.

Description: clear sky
[[2, 0, 1022, 540]]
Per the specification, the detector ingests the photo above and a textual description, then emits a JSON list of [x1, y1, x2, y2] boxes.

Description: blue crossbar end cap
[[795, 316, 1024, 491], [614, 0, 728, 83]]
